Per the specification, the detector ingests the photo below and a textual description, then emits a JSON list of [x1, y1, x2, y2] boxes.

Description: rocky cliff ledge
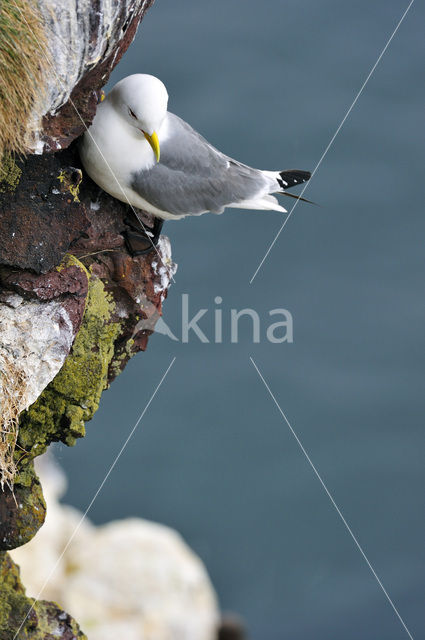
[[0, 1, 177, 637], [0, 3, 248, 638]]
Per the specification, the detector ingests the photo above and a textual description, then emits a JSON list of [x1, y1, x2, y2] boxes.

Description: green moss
[[0, 553, 86, 639], [18, 267, 122, 458], [13, 464, 45, 545], [14, 460, 37, 490], [51, 276, 119, 406], [0, 152, 21, 192], [0, 552, 29, 638], [0, 463, 45, 550]]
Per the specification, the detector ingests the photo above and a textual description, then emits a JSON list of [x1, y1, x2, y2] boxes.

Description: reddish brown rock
[[0, 151, 90, 273]]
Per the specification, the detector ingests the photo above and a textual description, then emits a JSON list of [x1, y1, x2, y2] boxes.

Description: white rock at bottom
[[11, 456, 219, 640]]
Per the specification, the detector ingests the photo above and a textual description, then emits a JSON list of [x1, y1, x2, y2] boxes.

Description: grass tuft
[[0, 354, 28, 490], [0, 0, 50, 156]]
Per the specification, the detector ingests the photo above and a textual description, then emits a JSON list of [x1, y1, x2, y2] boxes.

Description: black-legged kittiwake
[[79, 74, 311, 253]]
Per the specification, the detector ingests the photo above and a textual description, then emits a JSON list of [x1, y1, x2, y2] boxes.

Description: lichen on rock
[[0, 153, 22, 194], [57, 167, 82, 203]]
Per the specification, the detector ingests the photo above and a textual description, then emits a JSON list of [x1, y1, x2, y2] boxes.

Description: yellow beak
[[143, 130, 160, 163]]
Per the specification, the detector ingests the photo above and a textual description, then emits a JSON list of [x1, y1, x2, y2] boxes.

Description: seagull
[[79, 74, 311, 254]]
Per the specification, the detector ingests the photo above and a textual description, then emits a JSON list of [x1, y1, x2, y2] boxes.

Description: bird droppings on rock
[[152, 237, 176, 300]]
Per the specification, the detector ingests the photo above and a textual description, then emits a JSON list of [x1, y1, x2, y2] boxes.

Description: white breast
[[79, 101, 157, 206]]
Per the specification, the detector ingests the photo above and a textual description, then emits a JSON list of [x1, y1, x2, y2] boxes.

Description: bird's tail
[[276, 169, 315, 204], [277, 169, 311, 190], [237, 168, 313, 214]]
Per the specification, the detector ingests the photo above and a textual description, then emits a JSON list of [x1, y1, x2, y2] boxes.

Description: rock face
[[12, 456, 220, 640], [34, 0, 155, 153], [0, 1, 177, 638], [0, 293, 78, 411]]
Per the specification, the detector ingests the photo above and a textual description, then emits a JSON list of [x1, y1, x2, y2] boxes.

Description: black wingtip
[[278, 169, 311, 190]]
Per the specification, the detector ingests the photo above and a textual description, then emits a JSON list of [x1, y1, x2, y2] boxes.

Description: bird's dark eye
[[128, 108, 137, 119]]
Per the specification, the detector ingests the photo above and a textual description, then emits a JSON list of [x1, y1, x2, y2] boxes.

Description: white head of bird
[[108, 74, 168, 161]]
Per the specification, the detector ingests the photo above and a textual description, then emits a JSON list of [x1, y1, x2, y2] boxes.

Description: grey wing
[[131, 113, 269, 216]]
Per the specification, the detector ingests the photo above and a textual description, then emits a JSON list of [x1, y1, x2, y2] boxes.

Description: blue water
[[57, 1, 425, 638]]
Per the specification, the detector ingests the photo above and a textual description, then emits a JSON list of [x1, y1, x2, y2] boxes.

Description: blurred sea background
[[55, 1, 425, 638]]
